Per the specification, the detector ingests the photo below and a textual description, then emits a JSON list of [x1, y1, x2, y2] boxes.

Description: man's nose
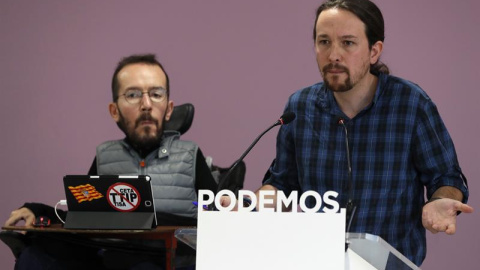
[[328, 44, 342, 62], [140, 93, 152, 110]]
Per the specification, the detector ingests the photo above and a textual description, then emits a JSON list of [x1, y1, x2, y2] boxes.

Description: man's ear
[[370, 40, 383, 65], [109, 102, 120, 122], [164, 100, 174, 121]]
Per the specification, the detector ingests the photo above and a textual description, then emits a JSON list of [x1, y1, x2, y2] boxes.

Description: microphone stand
[[217, 121, 281, 193], [216, 112, 295, 193], [338, 118, 357, 252]]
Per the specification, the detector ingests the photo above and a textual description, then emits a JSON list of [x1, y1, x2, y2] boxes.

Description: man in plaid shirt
[[260, 0, 473, 266]]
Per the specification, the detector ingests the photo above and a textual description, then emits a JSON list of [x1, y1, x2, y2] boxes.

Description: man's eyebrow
[[316, 33, 330, 39], [341, 35, 359, 40], [149, 86, 166, 90], [124, 86, 166, 91], [125, 86, 142, 91], [316, 34, 359, 39]]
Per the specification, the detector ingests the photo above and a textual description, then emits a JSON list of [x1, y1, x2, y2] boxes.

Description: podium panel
[[175, 228, 421, 269], [193, 210, 346, 270]]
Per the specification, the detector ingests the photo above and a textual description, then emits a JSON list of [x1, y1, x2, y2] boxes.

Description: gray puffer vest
[[95, 131, 198, 218]]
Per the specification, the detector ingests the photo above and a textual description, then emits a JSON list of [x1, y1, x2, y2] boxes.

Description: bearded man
[[5, 54, 216, 270]]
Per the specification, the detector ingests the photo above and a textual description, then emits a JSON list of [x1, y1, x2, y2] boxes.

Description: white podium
[[175, 229, 421, 270]]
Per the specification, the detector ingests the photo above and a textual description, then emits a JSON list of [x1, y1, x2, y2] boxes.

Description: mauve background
[[1, 0, 479, 269]]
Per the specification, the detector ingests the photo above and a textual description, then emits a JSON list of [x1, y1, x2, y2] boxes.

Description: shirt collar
[[372, 72, 387, 104]]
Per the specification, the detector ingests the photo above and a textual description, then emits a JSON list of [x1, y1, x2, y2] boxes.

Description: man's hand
[[4, 207, 36, 227], [219, 195, 238, 211], [422, 198, 474, 235]]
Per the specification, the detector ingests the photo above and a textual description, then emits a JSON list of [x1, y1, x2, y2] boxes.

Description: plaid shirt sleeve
[[264, 94, 301, 196], [412, 96, 469, 202]]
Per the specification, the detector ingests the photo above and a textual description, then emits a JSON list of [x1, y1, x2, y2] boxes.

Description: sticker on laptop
[[107, 182, 141, 212], [68, 184, 104, 203]]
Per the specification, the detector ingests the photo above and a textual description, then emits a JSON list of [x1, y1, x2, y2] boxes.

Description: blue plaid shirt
[[264, 73, 469, 266]]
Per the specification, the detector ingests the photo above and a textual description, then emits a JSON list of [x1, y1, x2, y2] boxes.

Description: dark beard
[[322, 63, 353, 92], [116, 111, 165, 158]]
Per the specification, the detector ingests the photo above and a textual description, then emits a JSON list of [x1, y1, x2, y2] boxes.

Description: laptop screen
[[63, 175, 157, 229]]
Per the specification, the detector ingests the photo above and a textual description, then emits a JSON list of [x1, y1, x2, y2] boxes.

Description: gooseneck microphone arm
[[338, 118, 357, 251], [217, 112, 296, 193]]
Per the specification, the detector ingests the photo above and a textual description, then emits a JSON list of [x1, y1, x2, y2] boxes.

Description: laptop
[[63, 175, 157, 230]]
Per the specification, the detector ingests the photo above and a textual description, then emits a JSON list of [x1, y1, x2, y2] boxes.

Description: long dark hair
[[313, 0, 389, 74]]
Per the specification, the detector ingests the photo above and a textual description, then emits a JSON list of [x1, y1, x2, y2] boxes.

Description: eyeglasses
[[119, 88, 167, 105]]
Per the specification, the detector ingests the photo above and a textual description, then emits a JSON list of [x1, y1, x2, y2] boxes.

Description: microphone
[[216, 112, 296, 193], [337, 117, 357, 252], [277, 111, 296, 125]]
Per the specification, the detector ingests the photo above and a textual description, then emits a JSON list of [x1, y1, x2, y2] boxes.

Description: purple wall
[[1, 1, 478, 268]]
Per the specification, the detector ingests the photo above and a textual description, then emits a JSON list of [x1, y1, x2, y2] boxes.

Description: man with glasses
[[5, 54, 217, 270]]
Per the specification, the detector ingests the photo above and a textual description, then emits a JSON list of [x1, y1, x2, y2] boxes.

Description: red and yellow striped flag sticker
[[68, 184, 104, 203]]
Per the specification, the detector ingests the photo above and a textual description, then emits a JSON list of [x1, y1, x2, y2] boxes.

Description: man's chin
[[330, 85, 346, 92], [128, 132, 162, 156], [325, 78, 353, 93], [136, 126, 159, 138], [137, 133, 160, 142]]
